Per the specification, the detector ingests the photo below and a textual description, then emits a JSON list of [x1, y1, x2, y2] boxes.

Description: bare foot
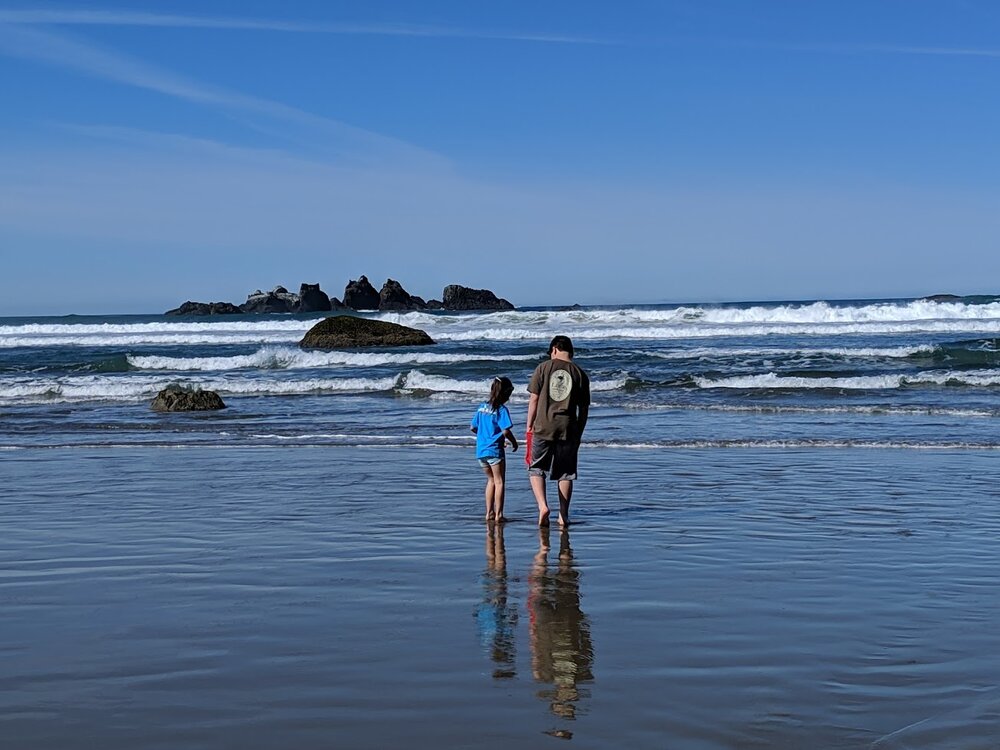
[[495, 514, 506, 524], [538, 510, 550, 527], [558, 515, 570, 528], [485, 511, 495, 524]]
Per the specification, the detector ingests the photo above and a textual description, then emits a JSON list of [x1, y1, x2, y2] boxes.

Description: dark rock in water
[[300, 315, 434, 349], [241, 286, 298, 314], [165, 301, 242, 316], [298, 283, 332, 312], [343, 275, 380, 310], [379, 279, 426, 311], [151, 386, 226, 412], [425, 299, 444, 310], [329, 296, 348, 310], [442, 284, 514, 311], [922, 294, 963, 303]]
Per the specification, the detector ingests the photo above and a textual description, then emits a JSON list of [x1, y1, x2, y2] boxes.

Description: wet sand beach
[[3, 445, 999, 749]]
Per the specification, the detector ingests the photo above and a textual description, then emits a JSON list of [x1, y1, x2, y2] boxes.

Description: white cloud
[[0, 23, 446, 168], [0, 9, 609, 44]]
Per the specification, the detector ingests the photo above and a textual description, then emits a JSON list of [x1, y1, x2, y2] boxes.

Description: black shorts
[[527, 435, 579, 481]]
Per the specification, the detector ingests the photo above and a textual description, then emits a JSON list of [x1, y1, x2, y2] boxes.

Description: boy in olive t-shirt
[[526, 335, 590, 527]]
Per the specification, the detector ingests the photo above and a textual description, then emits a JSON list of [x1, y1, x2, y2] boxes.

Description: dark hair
[[548, 335, 574, 358], [488, 376, 514, 410]]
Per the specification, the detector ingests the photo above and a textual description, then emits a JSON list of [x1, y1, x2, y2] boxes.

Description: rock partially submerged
[[241, 286, 298, 314], [442, 284, 514, 311], [166, 278, 512, 314], [298, 283, 332, 313], [151, 386, 226, 412], [300, 315, 434, 349], [165, 301, 243, 316], [379, 278, 427, 311], [343, 275, 380, 310]]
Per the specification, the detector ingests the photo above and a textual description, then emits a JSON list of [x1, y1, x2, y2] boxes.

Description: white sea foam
[[651, 345, 936, 359], [0, 369, 631, 405], [697, 369, 1000, 390], [0, 332, 303, 348], [4, 299, 1000, 348], [398, 370, 628, 394], [622, 402, 997, 418], [585, 439, 1000, 450], [0, 374, 399, 404], [431, 320, 1000, 342], [127, 346, 538, 371]]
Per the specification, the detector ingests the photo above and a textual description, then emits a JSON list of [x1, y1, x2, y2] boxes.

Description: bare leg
[[557, 480, 573, 527], [489, 462, 506, 523], [482, 465, 496, 522], [530, 474, 549, 526]]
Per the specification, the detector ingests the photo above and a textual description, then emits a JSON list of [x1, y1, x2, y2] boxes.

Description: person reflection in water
[[475, 523, 517, 679], [528, 527, 594, 727]]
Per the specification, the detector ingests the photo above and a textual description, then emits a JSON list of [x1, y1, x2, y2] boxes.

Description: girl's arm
[[502, 428, 518, 452]]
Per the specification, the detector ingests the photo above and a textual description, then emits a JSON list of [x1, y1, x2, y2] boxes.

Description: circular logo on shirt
[[548, 369, 573, 402]]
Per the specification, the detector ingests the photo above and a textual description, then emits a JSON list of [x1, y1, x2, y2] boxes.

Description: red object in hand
[[524, 431, 533, 467]]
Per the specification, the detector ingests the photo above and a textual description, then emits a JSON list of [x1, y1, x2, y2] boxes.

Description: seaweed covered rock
[[151, 386, 226, 412], [300, 315, 434, 349]]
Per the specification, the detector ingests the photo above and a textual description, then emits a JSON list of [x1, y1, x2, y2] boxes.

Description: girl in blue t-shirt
[[470, 376, 519, 523]]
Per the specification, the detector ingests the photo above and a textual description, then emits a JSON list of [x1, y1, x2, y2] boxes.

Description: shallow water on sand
[[2, 446, 1000, 749]]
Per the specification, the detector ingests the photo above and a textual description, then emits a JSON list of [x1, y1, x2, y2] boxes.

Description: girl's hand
[[509, 437, 519, 452]]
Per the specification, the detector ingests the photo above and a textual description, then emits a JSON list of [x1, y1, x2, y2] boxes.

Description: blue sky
[[2, 1, 1000, 314]]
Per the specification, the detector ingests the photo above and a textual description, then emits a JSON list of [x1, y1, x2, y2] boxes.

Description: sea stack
[[441, 284, 514, 311]]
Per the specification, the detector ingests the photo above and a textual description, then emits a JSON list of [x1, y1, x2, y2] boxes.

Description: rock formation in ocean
[[343, 276, 380, 310], [240, 286, 299, 314], [442, 284, 515, 311], [166, 279, 512, 315], [300, 315, 435, 349], [165, 301, 243, 316], [151, 386, 226, 411], [378, 279, 427, 311], [298, 283, 332, 312]]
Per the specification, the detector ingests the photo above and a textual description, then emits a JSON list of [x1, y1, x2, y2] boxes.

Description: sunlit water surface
[[3, 446, 999, 749]]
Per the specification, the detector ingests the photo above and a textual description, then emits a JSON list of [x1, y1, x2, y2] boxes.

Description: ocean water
[[3, 297, 1000, 748], [2, 296, 1000, 450]]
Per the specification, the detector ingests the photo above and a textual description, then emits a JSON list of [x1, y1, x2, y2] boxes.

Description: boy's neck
[[551, 350, 572, 362]]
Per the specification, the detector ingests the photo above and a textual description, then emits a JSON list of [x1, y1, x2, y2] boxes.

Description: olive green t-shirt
[[528, 359, 591, 440]]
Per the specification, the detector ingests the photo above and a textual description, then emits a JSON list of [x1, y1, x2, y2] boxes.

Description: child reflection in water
[[475, 524, 517, 679], [528, 527, 594, 724]]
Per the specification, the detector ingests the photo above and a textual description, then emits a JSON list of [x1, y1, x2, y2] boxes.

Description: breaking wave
[[696, 369, 1000, 390], [127, 347, 539, 371], [0, 370, 629, 405]]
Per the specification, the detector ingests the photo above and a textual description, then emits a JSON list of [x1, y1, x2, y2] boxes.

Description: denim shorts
[[478, 452, 505, 468]]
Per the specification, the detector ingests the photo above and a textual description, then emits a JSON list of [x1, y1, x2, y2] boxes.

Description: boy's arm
[[575, 404, 589, 441], [526, 392, 539, 433]]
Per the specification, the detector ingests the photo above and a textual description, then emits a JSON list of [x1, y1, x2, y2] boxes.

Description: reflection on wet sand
[[475, 523, 517, 679], [528, 527, 594, 731]]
